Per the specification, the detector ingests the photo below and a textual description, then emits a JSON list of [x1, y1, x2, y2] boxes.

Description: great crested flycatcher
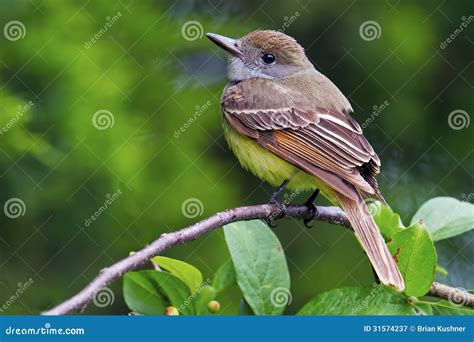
[[206, 30, 404, 291]]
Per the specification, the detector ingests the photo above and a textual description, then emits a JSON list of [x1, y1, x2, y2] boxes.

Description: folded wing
[[222, 81, 383, 201]]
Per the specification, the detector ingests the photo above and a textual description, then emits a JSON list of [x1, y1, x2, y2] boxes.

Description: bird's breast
[[222, 116, 322, 192]]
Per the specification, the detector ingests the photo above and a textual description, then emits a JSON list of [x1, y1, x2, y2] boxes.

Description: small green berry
[[164, 306, 179, 316], [207, 300, 221, 313]]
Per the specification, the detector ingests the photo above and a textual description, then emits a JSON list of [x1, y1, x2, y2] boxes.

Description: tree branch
[[429, 282, 474, 308], [42, 203, 473, 315]]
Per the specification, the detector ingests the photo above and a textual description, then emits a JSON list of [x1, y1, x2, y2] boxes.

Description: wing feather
[[222, 80, 383, 199]]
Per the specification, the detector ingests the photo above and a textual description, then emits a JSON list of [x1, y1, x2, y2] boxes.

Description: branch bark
[[429, 282, 474, 308], [42, 203, 473, 315]]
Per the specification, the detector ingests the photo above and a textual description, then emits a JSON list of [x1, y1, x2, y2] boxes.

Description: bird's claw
[[265, 217, 278, 228], [303, 189, 319, 228], [303, 201, 318, 228], [265, 200, 286, 228], [264, 179, 289, 228]]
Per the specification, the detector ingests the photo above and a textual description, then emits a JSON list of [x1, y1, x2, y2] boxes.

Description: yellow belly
[[223, 118, 338, 203]]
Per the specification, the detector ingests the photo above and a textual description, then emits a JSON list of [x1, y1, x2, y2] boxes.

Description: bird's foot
[[265, 199, 286, 228], [268, 179, 289, 204], [303, 189, 320, 228], [265, 179, 289, 228]]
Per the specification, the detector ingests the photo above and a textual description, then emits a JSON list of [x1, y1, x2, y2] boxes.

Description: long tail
[[337, 192, 405, 291]]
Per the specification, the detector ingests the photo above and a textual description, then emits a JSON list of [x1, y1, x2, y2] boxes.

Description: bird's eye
[[261, 53, 276, 65]]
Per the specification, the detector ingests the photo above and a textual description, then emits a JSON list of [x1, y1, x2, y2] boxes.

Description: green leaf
[[412, 302, 433, 315], [411, 197, 474, 241], [223, 220, 290, 315], [369, 201, 405, 240], [123, 270, 195, 315], [151, 256, 203, 293], [408, 297, 434, 315], [298, 285, 416, 315], [435, 265, 448, 276], [435, 232, 474, 288], [239, 298, 255, 315], [431, 300, 474, 316], [195, 286, 217, 315], [213, 259, 236, 294], [387, 222, 437, 297]]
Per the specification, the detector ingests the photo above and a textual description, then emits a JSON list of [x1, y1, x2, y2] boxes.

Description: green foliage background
[[0, 0, 472, 314]]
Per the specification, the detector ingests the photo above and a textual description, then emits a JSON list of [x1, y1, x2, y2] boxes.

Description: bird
[[206, 30, 404, 291]]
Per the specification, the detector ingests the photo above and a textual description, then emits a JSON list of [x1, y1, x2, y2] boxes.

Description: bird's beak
[[206, 33, 242, 57]]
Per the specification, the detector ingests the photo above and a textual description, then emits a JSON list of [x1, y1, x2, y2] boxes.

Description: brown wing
[[222, 80, 383, 201]]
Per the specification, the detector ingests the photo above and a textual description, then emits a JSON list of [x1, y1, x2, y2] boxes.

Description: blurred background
[[0, 0, 472, 314]]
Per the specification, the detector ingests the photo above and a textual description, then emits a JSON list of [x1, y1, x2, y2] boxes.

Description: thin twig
[[429, 282, 474, 308], [42, 204, 473, 315]]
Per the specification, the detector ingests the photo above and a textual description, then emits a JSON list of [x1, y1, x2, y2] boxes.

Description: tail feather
[[338, 193, 405, 291]]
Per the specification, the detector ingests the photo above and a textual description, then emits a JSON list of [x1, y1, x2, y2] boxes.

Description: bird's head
[[206, 30, 312, 81]]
